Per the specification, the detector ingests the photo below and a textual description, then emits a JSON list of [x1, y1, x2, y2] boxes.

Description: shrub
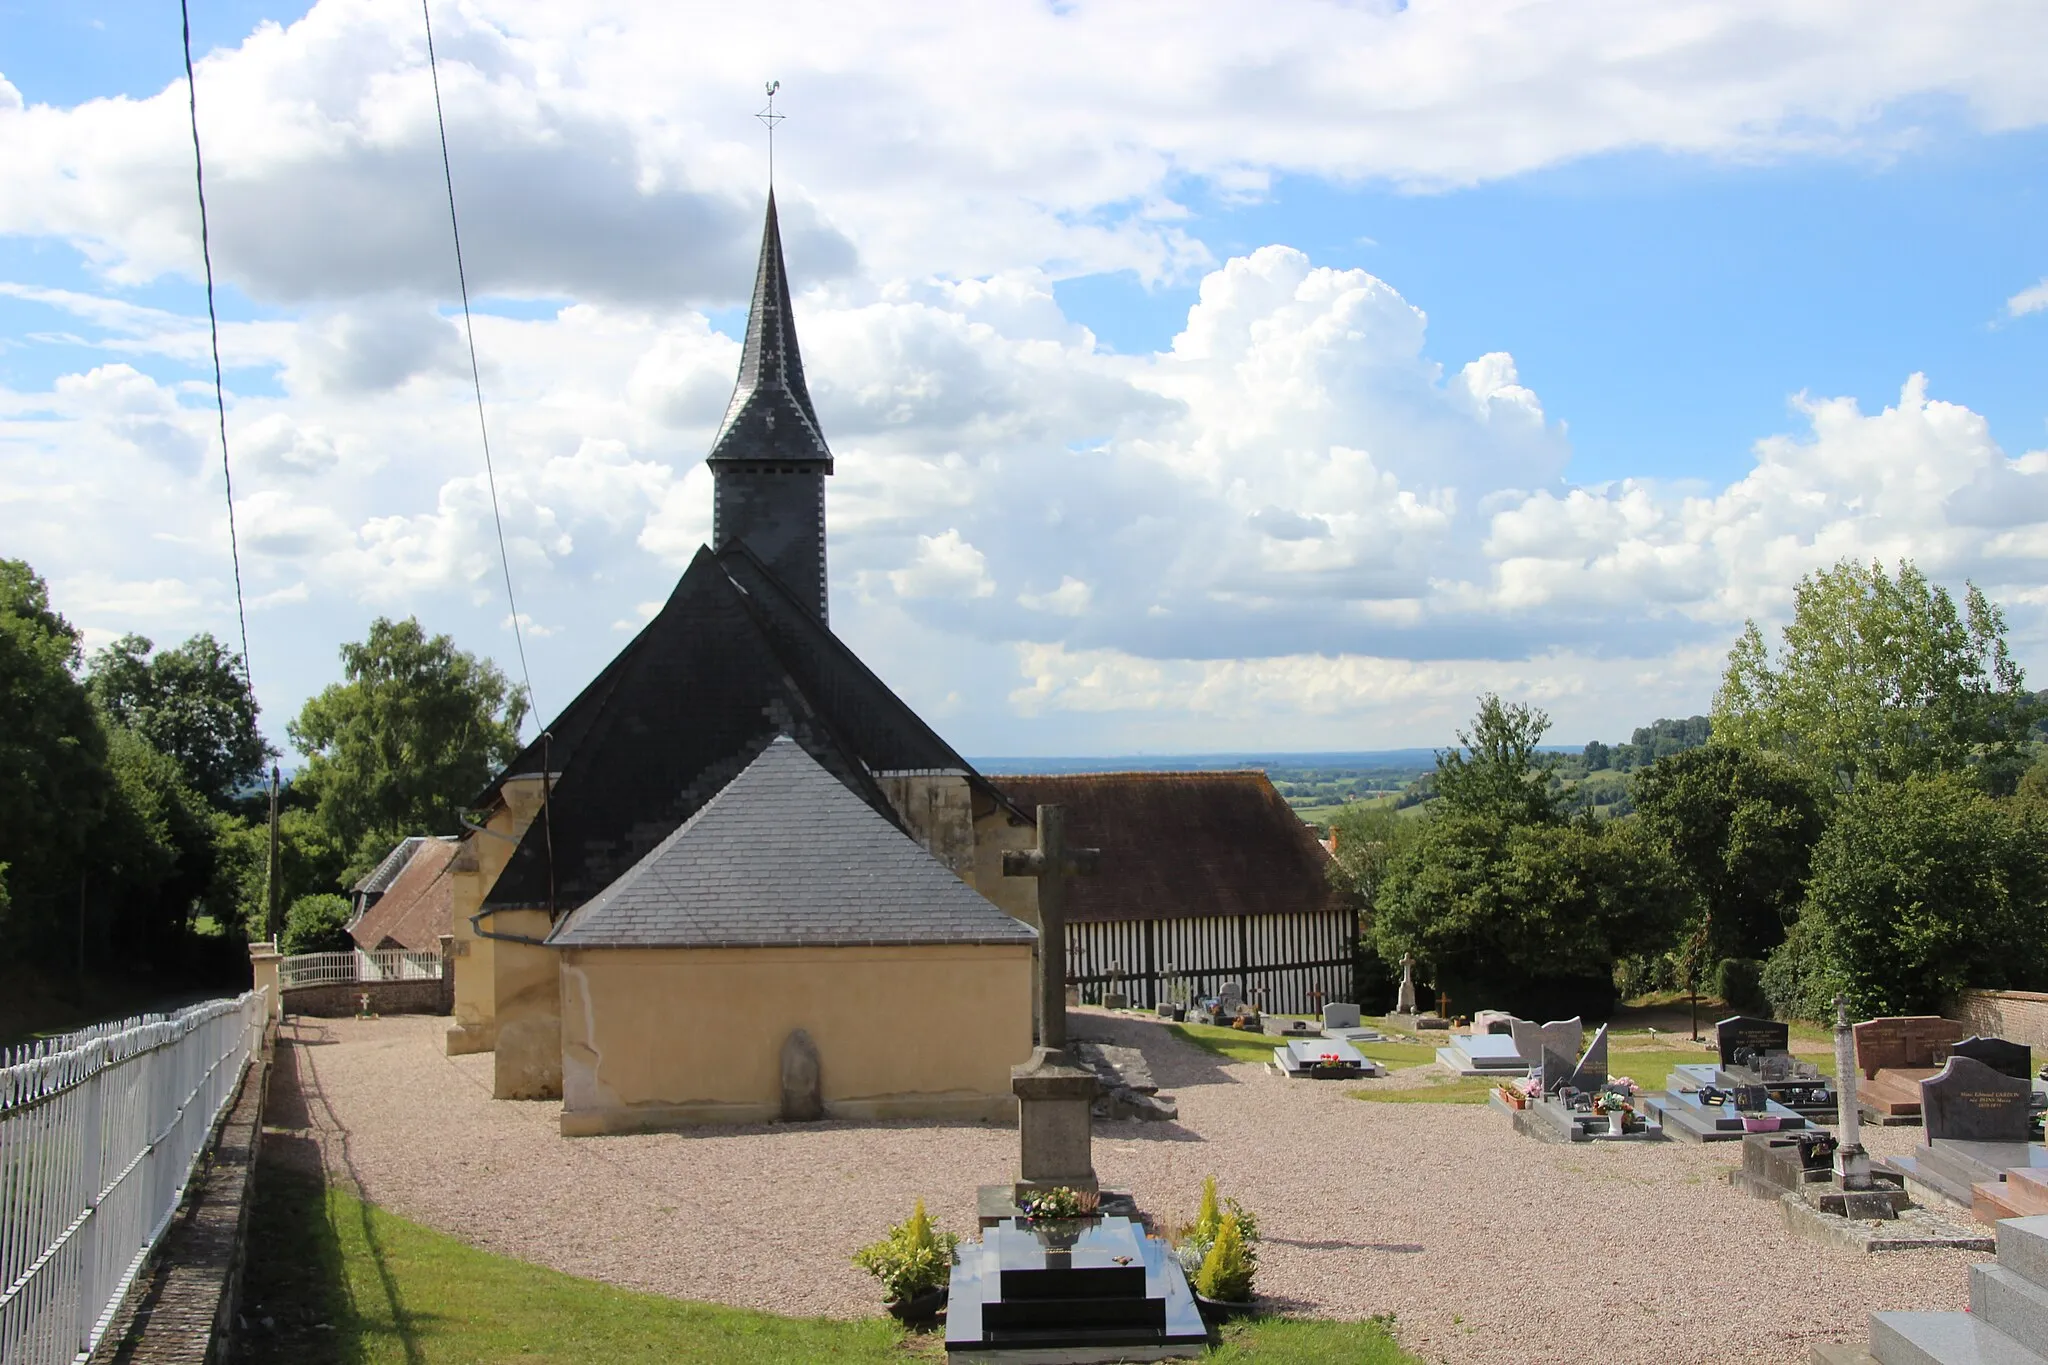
[[1179, 1177, 1260, 1284], [1714, 958, 1769, 1016], [281, 893, 354, 954], [851, 1199, 959, 1304], [1196, 1212, 1255, 1302]]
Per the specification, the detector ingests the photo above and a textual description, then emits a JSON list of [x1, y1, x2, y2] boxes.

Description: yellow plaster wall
[[972, 806, 1040, 930], [444, 774, 549, 1057], [556, 942, 1033, 1135], [492, 907, 563, 1099]]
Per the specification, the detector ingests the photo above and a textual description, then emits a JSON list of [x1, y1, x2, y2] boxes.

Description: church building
[[442, 193, 1045, 1131]]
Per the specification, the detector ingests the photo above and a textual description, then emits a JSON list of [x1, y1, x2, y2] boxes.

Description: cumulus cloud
[[3, 1, 2045, 305], [2010, 278, 2048, 318]]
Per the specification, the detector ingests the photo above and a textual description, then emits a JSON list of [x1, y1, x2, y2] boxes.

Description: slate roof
[[990, 771, 1337, 924], [479, 543, 1023, 914], [706, 191, 831, 471], [351, 836, 426, 897], [348, 837, 457, 953], [547, 737, 1037, 950]]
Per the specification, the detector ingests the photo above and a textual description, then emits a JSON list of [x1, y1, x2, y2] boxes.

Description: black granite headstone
[[1946, 1035, 2032, 1081], [1920, 1055, 2033, 1143], [1716, 1015, 1789, 1068]]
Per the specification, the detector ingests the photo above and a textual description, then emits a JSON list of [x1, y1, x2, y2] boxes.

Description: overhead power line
[[420, 0, 541, 735], [179, 0, 255, 695]]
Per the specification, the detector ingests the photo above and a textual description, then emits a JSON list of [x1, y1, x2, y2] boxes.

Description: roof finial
[[756, 79, 784, 185]]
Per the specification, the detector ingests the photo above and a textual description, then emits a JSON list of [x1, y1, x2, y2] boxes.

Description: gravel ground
[[271, 1009, 1988, 1365]]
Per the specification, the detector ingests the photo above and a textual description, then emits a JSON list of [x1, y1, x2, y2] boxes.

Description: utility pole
[[266, 765, 282, 942]]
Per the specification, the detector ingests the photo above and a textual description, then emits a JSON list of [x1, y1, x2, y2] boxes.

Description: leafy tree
[[211, 801, 347, 940], [1325, 802, 1420, 910], [1631, 745, 1827, 988], [1582, 739, 1612, 771], [95, 727, 225, 962], [1432, 693, 1559, 824], [1713, 558, 2034, 792], [1764, 771, 2048, 1018], [281, 892, 355, 955], [87, 633, 270, 808], [0, 560, 110, 954], [289, 617, 526, 871]]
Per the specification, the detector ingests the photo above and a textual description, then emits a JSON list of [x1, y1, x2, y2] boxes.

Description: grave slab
[[1435, 1033, 1530, 1076], [945, 1215, 1207, 1362], [1275, 1036, 1381, 1080]]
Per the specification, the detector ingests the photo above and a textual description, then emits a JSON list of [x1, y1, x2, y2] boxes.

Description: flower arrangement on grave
[[1311, 1050, 1350, 1074], [1175, 1176, 1261, 1287], [1021, 1186, 1100, 1222], [851, 1198, 960, 1307], [1496, 1082, 1527, 1109]]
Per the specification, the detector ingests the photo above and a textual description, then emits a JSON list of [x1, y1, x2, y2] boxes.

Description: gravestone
[[1509, 1018, 1541, 1065], [780, 1028, 823, 1121], [1920, 1056, 2033, 1144], [1946, 1035, 2032, 1081], [1322, 1002, 1362, 1032], [1716, 1016, 1789, 1068], [1538, 1017, 1584, 1089], [1853, 1015, 1964, 1078], [1565, 1023, 1610, 1094], [1395, 953, 1418, 1014]]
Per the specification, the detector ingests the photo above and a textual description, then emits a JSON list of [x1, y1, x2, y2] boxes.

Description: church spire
[[706, 187, 834, 624], [706, 192, 832, 470]]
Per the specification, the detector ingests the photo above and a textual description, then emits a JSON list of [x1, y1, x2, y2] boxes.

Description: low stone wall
[[1957, 990, 2048, 1055], [282, 975, 451, 1018], [90, 1023, 272, 1364]]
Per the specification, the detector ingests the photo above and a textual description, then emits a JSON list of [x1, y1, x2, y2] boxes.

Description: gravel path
[[271, 1010, 1988, 1365]]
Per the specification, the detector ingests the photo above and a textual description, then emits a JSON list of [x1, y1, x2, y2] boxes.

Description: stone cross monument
[[1832, 994, 1873, 1190], [1396, 953, 1418, 1014], [1003, 804, 1102, 1195]]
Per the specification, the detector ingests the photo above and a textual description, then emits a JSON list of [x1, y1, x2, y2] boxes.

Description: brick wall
[[282, 974, 452, 1018], [1958, 990, 2048, 1054]]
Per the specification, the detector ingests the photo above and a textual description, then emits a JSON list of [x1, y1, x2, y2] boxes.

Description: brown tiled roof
[[349, 837, 458, 952], [989, 771, 1335, 923]]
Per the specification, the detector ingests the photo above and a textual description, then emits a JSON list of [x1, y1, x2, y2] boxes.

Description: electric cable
[[179, 0, 255, 694], [420, 0, 540, 734]]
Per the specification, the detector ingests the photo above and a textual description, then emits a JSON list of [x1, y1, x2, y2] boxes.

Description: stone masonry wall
[[282, 975, 451, 1018], [1958, 990, 2048, 1055]]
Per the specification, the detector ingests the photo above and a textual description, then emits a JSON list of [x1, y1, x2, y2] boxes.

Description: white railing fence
[[277, 948, 442, 990], [0, 990, 267, 1365]]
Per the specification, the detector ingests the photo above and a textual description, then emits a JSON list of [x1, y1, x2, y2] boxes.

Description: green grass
[[242, 1149, 1422, 1363], [1348, 1077, 1501, 1105], [1167, 1020, 1436, 1072], [1214, 1314, 1418, 1362]]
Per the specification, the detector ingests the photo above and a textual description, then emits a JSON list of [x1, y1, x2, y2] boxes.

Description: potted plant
[[852, 1199, 959, 1326], [1177, 1177, 1261, 1320]]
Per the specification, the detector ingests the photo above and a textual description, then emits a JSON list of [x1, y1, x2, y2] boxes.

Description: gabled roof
[[990, 771, 1337, 924], [706, 192, 831, 471], [348, 837, 457, 953], [351, 836, 426, 897], [547, 737, 1036, 950], [480, 545, 1020, 914]]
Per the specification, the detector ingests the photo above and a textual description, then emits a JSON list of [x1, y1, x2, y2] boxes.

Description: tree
[[1764, 771, 2048, 1018], [87, 633, 270, 809], [289, 617, 526, 870], [281, 893, 354, 955], [0, 560, 110, 954], [1371, 809, 1688, 1020], [1432, 693, 1559, 825], [1631, 745, 1827, 983], [1713, 559, 2034, 792]]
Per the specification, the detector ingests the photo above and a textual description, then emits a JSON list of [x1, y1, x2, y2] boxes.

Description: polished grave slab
[[945, 1214, 1208, 1363], [1274, 1036, 1383, 1080]]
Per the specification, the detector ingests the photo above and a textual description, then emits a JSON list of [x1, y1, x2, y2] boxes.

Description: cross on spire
[[757, 79, 783, 183]]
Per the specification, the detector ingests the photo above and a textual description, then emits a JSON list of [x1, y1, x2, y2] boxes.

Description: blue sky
[[3, 1, 2046, 754]]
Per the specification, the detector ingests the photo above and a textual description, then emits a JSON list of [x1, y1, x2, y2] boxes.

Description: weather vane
[[757, 79, 784, 183]]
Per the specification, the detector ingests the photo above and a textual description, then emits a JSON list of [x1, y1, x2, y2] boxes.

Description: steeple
[[707, 191, 834, 623], [707, 192, 832, 471]]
